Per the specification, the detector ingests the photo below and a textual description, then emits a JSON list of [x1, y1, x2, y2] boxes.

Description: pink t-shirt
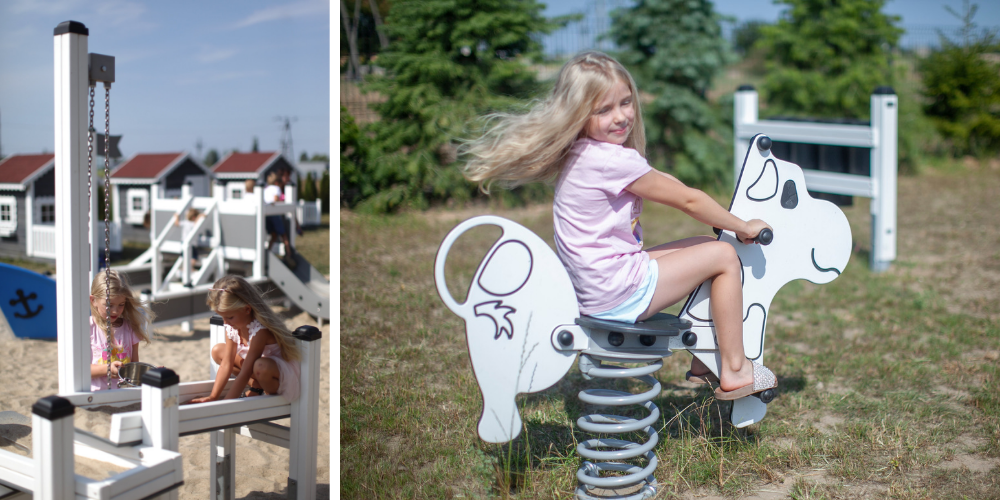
[[90, 316, 140, 390], [553, 138, 653, 315]]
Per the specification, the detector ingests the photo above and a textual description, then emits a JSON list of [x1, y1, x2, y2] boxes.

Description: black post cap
[[54, 21, 88, 36], [210, 315, 224, 326], [873, 86, 896, 95], [141, 367, 180, 388], [293, 325, 322, 341], [32, 395, 75, 420], [737, 84, 756, 91]]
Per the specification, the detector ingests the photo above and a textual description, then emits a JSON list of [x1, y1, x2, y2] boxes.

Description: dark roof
[[0, 154, 56, 186], [212, 152, 280, 176], [111, 153, 187, 180]]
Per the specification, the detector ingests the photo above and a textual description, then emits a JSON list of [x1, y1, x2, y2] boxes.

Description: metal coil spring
[[575, 354, 662, 500]]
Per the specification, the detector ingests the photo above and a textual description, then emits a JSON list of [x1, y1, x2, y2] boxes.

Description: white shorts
[[589, 261, 658, 323]]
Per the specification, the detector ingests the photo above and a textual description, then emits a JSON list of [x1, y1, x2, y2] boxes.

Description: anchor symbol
[[10, 289, 43, 319]]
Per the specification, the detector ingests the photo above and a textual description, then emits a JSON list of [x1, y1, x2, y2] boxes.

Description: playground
[[341, 161, 1000, 498], [0, 308, 331, 498]]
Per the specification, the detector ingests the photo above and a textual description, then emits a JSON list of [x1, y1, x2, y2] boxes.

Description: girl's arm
[[626, 170, 770, 242], [189, 337, 236, 403], [91, 362, 122, 378], [222, 329, 274, 400]]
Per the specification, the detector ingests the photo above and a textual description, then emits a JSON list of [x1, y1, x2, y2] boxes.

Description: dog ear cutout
[[746, 159, 779, 202], [742, 303, 766, 360]]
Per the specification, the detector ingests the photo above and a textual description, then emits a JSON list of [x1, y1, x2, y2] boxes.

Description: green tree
[[300, 151, 309, 162], [358, 0, 558, 212], [204, 149, 219, 167], [755, 0, 902, 119], [300, 171, 318, 201], [607, 0, 737, 187], [919, 1, 1000, 156], [340, 105, 370, 207], [252, 136, 259, 153]]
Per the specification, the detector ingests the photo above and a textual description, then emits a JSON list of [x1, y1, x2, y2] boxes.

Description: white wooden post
[[31, 396, 75, 500], [141, 368, 181, 500], [54, 20, 93, 393], [284, 183, 297, 248], [733, 84, 758, 183], [254, 185, 264, 279], [112, 183, 122, 229], [210, 429, 236, 500], [870, 87, 898, 272], [288, 326, 321, 500], [25, 183, 34, 258], [207, 315, 236, 500]]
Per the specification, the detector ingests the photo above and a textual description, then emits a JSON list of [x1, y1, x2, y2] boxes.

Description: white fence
[[734, 85, 898, 272], [297, 199, 322, 227]]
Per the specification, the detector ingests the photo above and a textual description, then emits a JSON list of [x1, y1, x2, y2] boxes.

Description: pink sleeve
[[600, 147, 652, 196]]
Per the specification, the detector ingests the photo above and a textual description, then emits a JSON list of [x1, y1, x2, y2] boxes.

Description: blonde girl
[[189, 275, 301, 403], [462, 51, 777, 400], [89, 269, 154, 390]]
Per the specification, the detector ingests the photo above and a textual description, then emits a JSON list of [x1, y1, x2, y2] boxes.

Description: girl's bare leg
[[637, 237, 754, 392], [251, 358, 281, 394], [211, 342, 260, 390]]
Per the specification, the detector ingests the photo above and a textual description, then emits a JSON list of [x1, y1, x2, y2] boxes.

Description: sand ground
[[0, 307, 330, 499]]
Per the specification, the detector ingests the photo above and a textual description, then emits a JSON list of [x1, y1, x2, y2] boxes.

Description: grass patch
[[341, 164, 1000, 498]]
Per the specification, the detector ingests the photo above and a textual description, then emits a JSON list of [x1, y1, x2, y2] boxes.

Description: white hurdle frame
[[734, 85, 898, 272]]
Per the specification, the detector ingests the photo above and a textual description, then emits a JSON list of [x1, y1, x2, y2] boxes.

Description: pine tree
[[919, 1, 1000, 156], [756, 0, 903, 119], [359, 0, 557, 212], [608, 0, 737, 187]]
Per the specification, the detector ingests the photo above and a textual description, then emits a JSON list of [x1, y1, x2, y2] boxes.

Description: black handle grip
[[755, 228, 773, 245]]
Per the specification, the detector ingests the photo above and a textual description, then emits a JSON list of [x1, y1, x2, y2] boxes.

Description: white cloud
[[94, 0, 148, 27], [7, 0, 84, 15], [232, 0, 328, 29], [197, 47, 239, 64], [176, 70, 267, 85]]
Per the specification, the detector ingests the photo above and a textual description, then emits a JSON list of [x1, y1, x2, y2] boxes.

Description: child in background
[[244, 178, 257, 198], [89, 269, 155, 390], [172, 208, 205, 269], [264, 171, 297, 268], [189, 275, 301, 403], [462, 51, 776, 399]]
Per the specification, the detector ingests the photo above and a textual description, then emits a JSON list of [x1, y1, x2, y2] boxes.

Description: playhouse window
[[0, 196, 16, 237], [125, 188, 149, 225], [41, 204, 55, 223]]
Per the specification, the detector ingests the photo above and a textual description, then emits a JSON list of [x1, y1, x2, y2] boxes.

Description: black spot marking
[[781, 180, 798, 209]]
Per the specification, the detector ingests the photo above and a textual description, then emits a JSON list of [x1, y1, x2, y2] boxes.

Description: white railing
[[30, 224, 57, 259], [297, 199, 322, 227]]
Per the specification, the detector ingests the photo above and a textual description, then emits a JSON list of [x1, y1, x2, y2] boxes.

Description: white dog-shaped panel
[[680, 134, 853, 426], [435, 216, 579, 443]]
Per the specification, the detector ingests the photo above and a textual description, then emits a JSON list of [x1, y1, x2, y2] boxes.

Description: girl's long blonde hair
[[90, 269, 154, 344], [206, 275, 300, 362], [461, 51, 646, 192]]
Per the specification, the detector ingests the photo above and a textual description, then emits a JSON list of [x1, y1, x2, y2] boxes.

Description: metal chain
[[103, 85, 114, 387]]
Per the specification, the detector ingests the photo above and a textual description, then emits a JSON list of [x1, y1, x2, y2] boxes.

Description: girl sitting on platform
[[461, 51, 776, 400], [89, 269, 154, 390], [190, 275, 301, 403]]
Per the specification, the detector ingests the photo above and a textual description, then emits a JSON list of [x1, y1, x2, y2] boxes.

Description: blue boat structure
[[0, 262, 57, 339]]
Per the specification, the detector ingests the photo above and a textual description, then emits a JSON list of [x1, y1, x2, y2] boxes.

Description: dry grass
[[341, 162, 1000, 499]]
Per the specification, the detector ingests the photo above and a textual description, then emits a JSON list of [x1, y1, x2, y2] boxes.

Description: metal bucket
[[117, 362, 156, 388]]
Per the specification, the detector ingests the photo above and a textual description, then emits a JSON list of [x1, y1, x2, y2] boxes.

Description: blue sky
[[0, 0, 330, 162]]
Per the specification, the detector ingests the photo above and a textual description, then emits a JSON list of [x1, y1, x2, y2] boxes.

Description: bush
[[918, 3, 1000, 157], [357, 0, 559, 212]]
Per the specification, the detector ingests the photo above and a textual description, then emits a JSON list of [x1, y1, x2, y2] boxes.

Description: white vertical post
[[733, 85, 759, 187], [209, 430, 236, 500], [288, 326, 321, 500], [25, 184, 34, 257], [285, 182, 297, 248], [254, 185, 264, 279], [32, 396, 75, 500], [54, 20, 93, 394], [141, 368, 181, 500], [870, 87, 897, 272], [112, 183, 122, 228]]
